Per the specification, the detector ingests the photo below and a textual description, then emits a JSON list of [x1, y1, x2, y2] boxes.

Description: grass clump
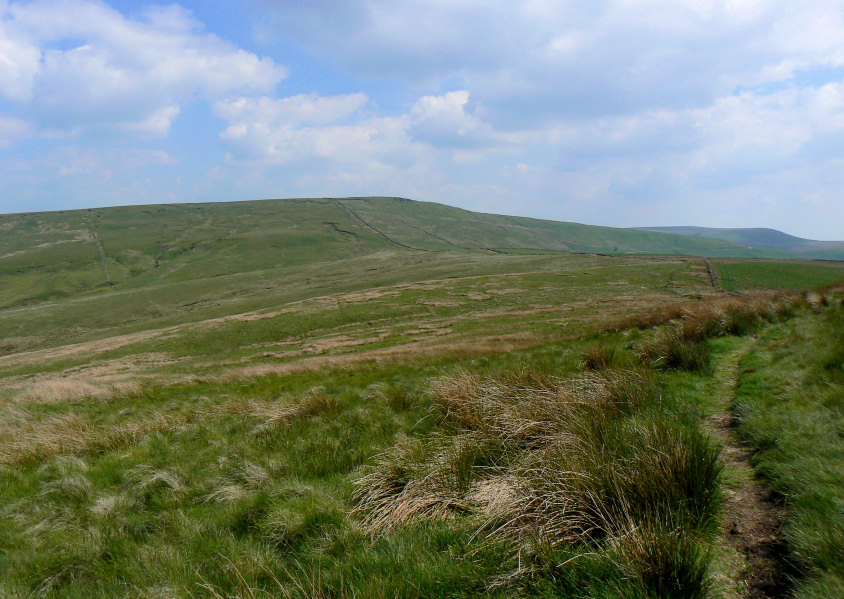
[[581, 344, 618, 370], [613, 524, 713, 599], [381, 381, 420, 411], [612, 291, 801, 336], [633, 292, 804, 372], [637, 328, 712, 372], [353, 365, 723, 597]]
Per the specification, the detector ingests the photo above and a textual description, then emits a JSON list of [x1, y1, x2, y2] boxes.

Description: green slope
[[340, 197, 755, 255], [637, 226, 844, 260], [0, 196, 765, 310]]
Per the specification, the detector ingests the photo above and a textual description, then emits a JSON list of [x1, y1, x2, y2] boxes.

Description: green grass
[[2, 197, 843, 597], [713, 260, 844, 291], [0, 338, 723, 598], [733, 302, 844, 597], [0, 196, 809, 315], [3, 289, 789, 598]]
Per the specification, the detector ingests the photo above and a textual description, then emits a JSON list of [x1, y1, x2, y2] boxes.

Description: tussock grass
[[18, 379, 144, 405], [220, 391, 340, 436], [353, 366, 722, 596], [1, 250, 826, 597], [612, 523, 713, 599], [581, 344, 618, 370], [504, 418, 722, 546], [381, 381, 420, 411], [633, 292, 803, 371], [637, 328, 712, 372], [610, 291, 801, 334], [0, 408, 203, 465], [426, 368, 656, 445]]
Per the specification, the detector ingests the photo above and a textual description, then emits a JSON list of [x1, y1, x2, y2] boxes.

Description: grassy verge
[[733, 299, 844, 597]]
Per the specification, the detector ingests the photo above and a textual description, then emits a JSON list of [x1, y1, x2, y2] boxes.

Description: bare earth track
[[708, 342, 797, 598]]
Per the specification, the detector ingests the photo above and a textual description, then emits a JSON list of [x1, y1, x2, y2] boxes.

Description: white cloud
[[0, 113, 30, 146], [216, 93, 368, 130], [0, 0, 286, 135], [408, 90, 497, 148], [0, 13, 40, 102], [120, 105, 181, 138], [214, 89, 512, 173], [257, 0, 844, 127], [215, 93, 384, 165], [3, 1, 844, 239], [55, 146, 179, 177]]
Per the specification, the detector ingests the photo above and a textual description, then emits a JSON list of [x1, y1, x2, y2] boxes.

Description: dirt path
[[707, 341, 795, 599]]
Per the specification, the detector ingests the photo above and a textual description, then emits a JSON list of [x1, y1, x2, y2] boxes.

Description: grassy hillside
[[638, 226, 844, 260], [1, 196, 843, 597], [0, 196, 762, 313]]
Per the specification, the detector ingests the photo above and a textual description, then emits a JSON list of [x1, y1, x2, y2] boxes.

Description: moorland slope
[[1, 196, 769, 311], [637, 225, 844, 260]]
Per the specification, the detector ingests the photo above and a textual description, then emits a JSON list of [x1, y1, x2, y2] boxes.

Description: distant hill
[[0, 196, 831, 311], [636, 226, 844, 260]]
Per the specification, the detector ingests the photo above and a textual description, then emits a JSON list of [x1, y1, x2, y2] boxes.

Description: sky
[[1, 1, 843, 239]]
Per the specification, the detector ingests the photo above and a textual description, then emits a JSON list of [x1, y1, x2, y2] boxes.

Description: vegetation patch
[[633, 292, 802, 372], [0, 210, 839, 598], [733, 299, 844, 598], [353, 366, 723, 597], [713, 260, 844, 292]]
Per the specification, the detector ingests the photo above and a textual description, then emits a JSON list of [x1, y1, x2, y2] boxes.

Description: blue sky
[[1, 0, 843, 239]]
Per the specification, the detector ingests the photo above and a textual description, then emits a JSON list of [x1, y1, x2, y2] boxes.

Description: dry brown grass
[[351, 435, 476, 531], [353, 368, 661, 533], [429, 368, 654, 444], [0, 353, 183, 406], [0, 383, 348, 466], [351, 362, 722, 599], [582, 345, 618, 370], [632, 292, 804, 372], [0, 408, 203, 465], [214, 331, 546, 382], [17, 379, 144, 405], [608, 291, 802, 337], [0, 327, 181, 370]]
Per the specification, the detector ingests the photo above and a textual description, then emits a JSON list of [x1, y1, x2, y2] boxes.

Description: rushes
[[506, 418, 722, 546], [612, 523, 713, 599]]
